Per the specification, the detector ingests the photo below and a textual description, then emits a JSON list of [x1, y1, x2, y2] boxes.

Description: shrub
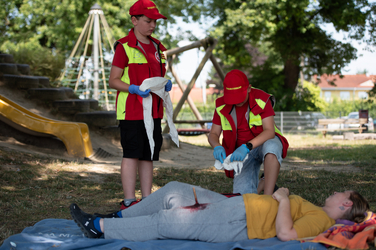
[[1, 40, 65, 83], [323, 97, 376, 119]]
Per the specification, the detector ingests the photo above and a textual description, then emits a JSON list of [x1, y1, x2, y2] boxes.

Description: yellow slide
[[0, 94, 93, 158]]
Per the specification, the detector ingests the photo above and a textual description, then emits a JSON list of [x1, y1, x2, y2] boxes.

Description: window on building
[[358, 91, 368, 99], [324, 92, 331, 102], [340, 91, 350, 100]]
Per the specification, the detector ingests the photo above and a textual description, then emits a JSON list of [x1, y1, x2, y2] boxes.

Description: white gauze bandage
[[214, 154, 249, 176], [139, 77, 179, 160]]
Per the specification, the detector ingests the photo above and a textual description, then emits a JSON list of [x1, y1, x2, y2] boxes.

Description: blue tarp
[[0, 219, 327, 250]]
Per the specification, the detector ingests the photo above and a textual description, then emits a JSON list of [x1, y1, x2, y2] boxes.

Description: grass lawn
[[0, 133, 375, 248]]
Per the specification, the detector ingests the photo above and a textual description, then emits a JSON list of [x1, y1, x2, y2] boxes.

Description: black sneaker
[[70, 203, 103, 238], [94, 211, 120, 218]]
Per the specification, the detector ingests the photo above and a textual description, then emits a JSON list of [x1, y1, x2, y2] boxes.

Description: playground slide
[[0, 94, 93, 158]]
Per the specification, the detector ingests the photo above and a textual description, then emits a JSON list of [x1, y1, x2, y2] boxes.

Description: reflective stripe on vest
[[116, 41, 164, 120], [216, 105, 232, 130], [216, 100, 284, 137]]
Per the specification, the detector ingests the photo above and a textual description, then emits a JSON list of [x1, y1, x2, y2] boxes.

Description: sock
[[124, 198, 136, 206], [93, 217, 103, 233], [116, 211, 123, 218]]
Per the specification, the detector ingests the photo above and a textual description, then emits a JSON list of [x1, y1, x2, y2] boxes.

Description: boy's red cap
[[223, 70, 249, 105], [130, 0, 167, 20]]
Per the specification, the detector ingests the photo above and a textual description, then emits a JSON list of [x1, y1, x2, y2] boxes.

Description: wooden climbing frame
[[163, 37, 225, 134]]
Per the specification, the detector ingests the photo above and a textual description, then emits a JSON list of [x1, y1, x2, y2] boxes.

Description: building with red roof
[[315, 74, 375, 102]]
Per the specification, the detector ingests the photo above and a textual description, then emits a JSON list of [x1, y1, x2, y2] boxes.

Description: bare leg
[[121, 158, 138, 199], [263, 153, 280, 195], [100, 218, 104, 232], [138, 160, 153, 197], [257, 177, 265, 194]]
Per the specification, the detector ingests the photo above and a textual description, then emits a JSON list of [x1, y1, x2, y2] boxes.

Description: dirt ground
[[0, 81, 360, 173], [0, 131, 360, 174]]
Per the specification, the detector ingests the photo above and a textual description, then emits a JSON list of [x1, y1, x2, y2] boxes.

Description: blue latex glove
[[128, 84, 150, 98], [213, 145, 226, 164], [230, 144, 250, 162], [165, 80, 172, 92]]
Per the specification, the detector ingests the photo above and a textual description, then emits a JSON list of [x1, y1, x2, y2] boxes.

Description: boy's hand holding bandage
[[230, 144, 249, 162], [129, 84, 150, 98], [165, 80, 172, 92], [213, 146, 226, 164]]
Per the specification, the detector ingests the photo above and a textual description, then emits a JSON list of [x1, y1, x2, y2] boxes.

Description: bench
[[317, 118, 368, 137], [177, 128, 210, 136]]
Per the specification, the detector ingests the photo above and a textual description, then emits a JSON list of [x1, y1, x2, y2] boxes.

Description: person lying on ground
[[70, 181, 369, 243]]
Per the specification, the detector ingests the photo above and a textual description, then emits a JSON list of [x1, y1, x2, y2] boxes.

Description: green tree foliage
[[1, 40, 65, 81], [299, 81, 328, 112], [2, 0, 375, 110], [0, 0, 205, 54], [204, 0, 376, 109], [0, 0, 207, 82], [323, 97, 376, 119]]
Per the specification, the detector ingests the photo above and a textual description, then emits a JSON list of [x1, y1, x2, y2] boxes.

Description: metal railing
[[169, 111, 374, 134]]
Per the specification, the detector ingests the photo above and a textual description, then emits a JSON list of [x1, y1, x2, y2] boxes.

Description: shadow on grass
[[278, 170, 376, 210], [288, 144, 376, 163], [1, 146, 375, 245]]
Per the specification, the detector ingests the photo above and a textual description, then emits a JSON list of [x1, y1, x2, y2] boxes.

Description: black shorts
[[119, 119, 163, 161]]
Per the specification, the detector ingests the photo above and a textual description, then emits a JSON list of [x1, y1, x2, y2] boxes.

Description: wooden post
[[165, 39, 206, 56], [97, 20, 110, 110], [163, 56, 205, 133], [162, 37, 223, 135], [75, 15, 94, 92], [172, 38, 217, 121], [209, 54, 225, 82], [200, 38, 225, 82], [58, 17, 91, 84]]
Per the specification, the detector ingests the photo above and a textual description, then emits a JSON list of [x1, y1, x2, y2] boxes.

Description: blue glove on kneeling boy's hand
[[165, 80, 172, 92], [213, 145, 226, 164], [129, 85, 150, 98], [230, 144, 250, 162]]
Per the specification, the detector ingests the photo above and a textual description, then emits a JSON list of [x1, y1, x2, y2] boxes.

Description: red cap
[[129, 0, 167, 20], [223, 70, 249, 105]]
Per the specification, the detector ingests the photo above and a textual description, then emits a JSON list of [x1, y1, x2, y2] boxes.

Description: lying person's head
[[324, 190, 370, 223], [343, 191, 370, 223]]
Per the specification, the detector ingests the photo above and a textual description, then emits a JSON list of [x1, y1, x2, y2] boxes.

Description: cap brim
[[224, 91, 247, 105], [144, 13, 167, 20]]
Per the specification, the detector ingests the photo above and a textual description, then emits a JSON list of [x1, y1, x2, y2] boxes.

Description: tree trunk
[[283, 59, 300, 91]]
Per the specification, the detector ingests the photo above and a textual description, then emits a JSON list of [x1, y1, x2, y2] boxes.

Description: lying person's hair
[[343, 191, 370, 223]]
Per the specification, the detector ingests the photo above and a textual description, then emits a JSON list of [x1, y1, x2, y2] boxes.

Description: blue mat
[[0, 219, 327, 250]]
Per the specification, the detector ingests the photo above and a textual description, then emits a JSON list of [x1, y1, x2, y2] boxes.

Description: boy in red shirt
[[208, 70, 289, 195], [109, 0, 172, 207]]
